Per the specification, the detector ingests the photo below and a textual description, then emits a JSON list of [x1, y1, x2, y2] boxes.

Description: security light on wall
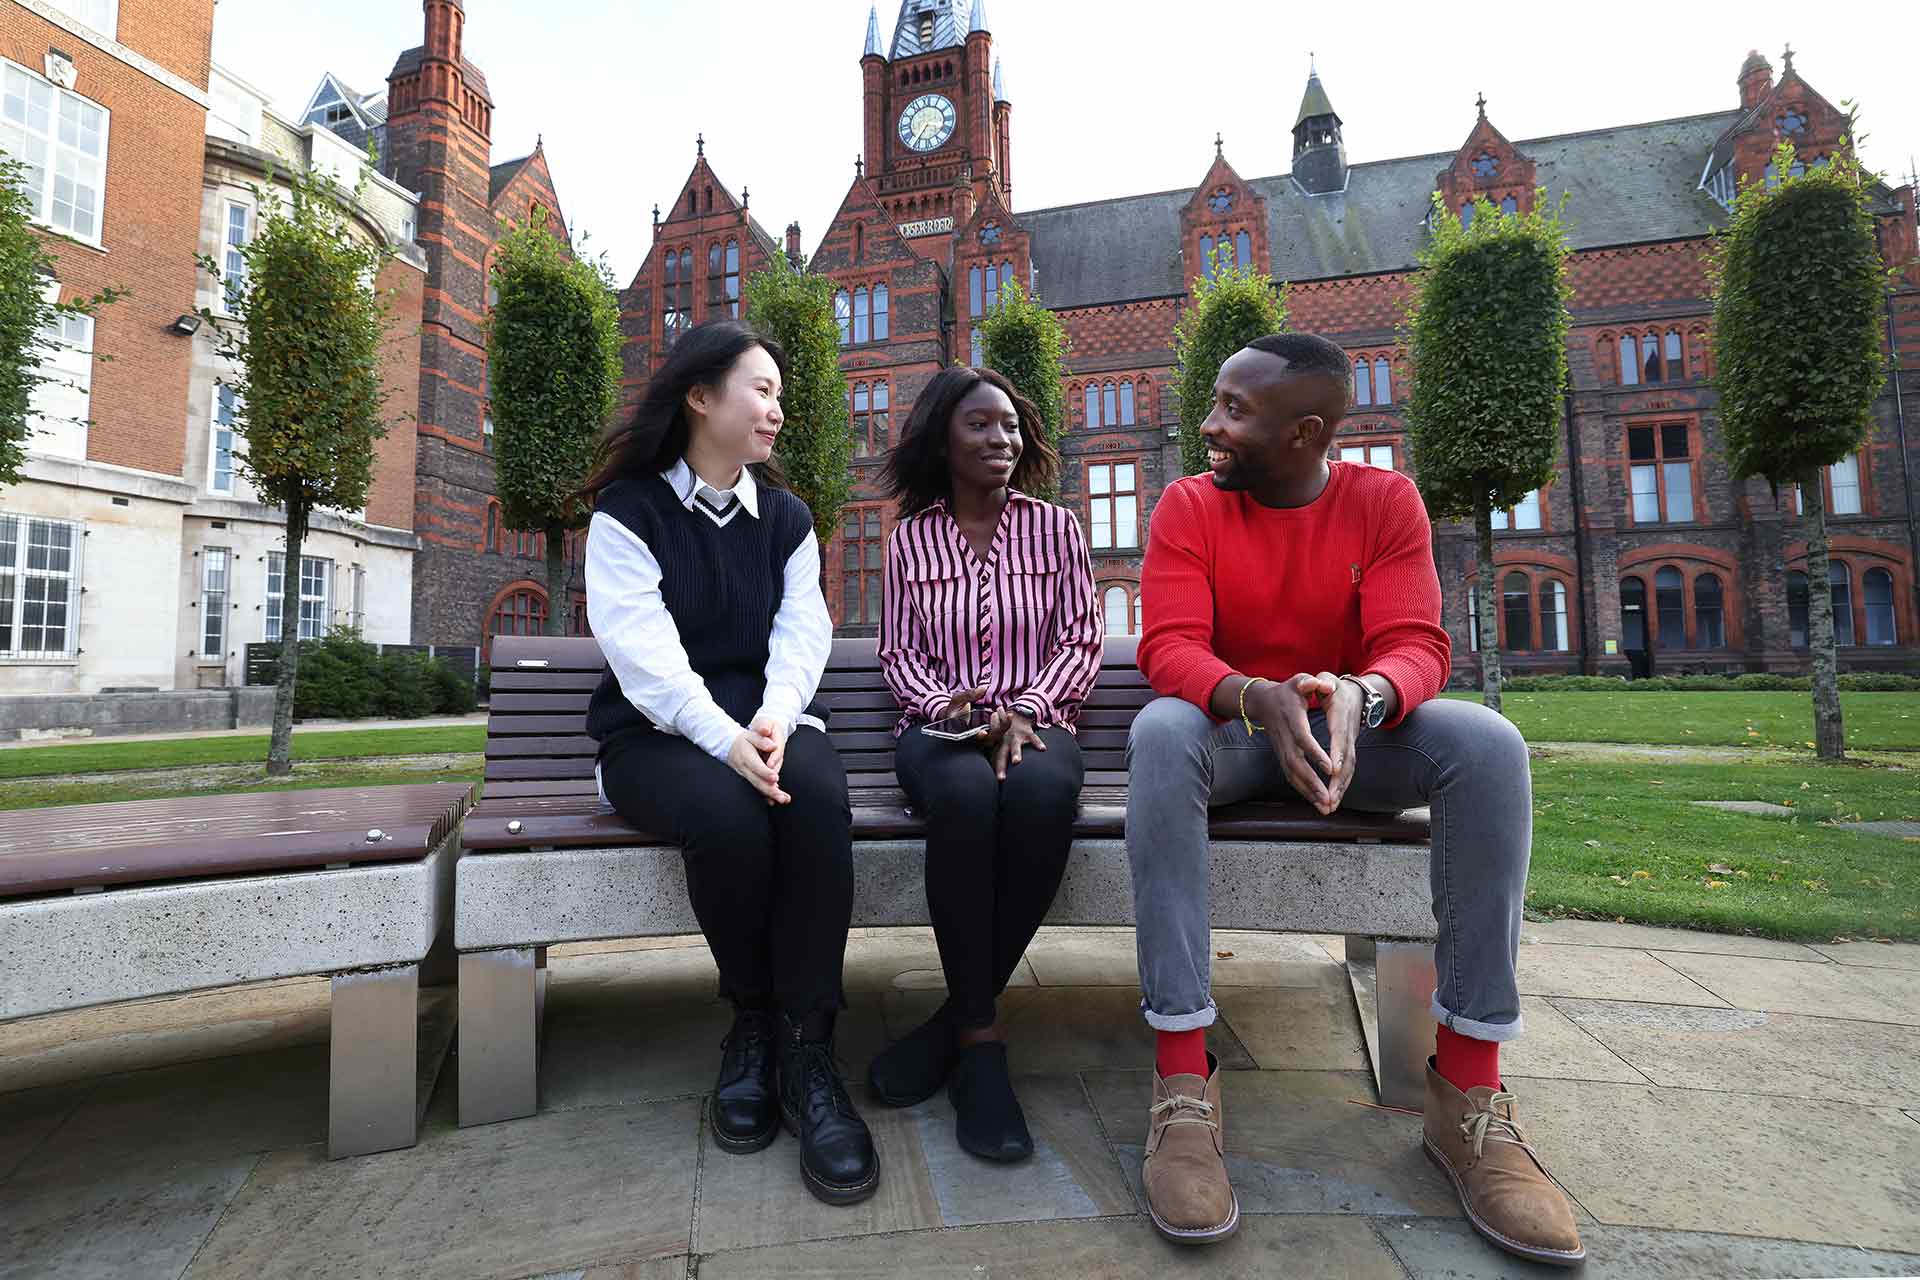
[[169, 314, 202, 336]]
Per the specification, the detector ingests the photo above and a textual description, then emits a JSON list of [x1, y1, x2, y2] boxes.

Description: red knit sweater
[[1138, 463, 1451, 728]]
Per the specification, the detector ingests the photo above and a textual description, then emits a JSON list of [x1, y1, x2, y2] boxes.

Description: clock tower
[[861, 0, 1010, 232]]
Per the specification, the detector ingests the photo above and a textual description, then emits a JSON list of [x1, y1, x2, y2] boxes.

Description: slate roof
[[490, 154, 531, 203], [889, 0, 967, 58], [1021, 110, 1743, 309], [1295, 74, 1337, 128]]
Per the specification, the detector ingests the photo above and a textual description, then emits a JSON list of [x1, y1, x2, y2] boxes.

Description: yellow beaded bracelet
[[1238, 677, 1269, 736]]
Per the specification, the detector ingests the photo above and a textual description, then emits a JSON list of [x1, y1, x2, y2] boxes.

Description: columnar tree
[[742, 256, 852, 542], [1172, 253, 1286, 477], [1711, 139, 1888, 760], [487, 213, 623, 634], [1404, 192, 1571, 714], [0, 158, 122, 487], [978, 278, 1068, 500], [199, 166, 393, 775]]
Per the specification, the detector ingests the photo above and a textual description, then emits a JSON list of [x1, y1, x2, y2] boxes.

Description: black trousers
[[894, 725, 1084, 1028], [599, 726, 853, 1018]]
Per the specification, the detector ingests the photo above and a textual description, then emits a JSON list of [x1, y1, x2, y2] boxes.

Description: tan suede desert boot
[[1142, 1056, 1239, 1244], [1423, 1060, 1585, 1267]]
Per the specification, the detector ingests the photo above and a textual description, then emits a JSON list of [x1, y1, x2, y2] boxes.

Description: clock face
[[897, 93, 957, 153]]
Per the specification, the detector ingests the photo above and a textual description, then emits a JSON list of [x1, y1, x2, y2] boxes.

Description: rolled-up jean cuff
[[1431, 995, 1523, 1042], [1142, 999, 1217, 1032]]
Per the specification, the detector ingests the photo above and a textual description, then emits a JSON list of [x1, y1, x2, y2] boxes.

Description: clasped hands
[[1244, 672, 1367, 816], [942, 685, 1047, 781], [728, 714, 793, 805]]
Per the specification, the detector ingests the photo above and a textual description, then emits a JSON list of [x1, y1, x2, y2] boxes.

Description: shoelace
[[794, 1041, 856, 1119], [1459, 1090, 1536, 1161], [1150, 1091, 1218, 1132]]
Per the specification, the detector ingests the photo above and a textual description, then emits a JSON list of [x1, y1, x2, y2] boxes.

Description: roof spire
[[1475, 91, 1487, 118], [993, 57, 1007, 102], [864, 5, 882, 57], [1214, 131, 1223, 157], [1293, 65, 1339, 130], [969, 0, 988, 34], [534, 132, 543, 150], [1781, 43, 1795, 73], [1309, 51, 1316, 76], [855, 155, 864, 178], [696, 132, 704, 157]]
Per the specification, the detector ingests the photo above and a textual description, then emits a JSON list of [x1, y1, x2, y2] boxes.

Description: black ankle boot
[[949, 1041, 1033, 1163], [710, 1006, 779, 1153], [868, 1006, 957, 1106], [779, 1012, 880, 1205]]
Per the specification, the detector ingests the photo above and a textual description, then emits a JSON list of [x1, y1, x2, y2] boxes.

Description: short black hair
[[1244, 332, 1352, 421]]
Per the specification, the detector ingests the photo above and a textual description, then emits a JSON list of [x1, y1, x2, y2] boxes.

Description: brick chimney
[[1738, 49, 1774, 111], [785, 222, 803, 267]]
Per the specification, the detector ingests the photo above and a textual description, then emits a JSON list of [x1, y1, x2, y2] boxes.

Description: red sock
[[1435, 1024, 1501, 1092], [1156, 1029, 1210, 1079]]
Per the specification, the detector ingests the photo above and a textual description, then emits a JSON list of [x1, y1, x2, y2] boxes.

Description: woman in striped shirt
[[869, 366, 1103, 1163]]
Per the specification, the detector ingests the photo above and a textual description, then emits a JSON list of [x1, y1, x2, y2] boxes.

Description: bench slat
[[484, 735, 599, 759], [489, 669, 604, 693], [484, 779, 601, 798], [489, 692, 592, 713]]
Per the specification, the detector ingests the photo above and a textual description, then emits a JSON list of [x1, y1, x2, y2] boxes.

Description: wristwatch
[[1339, 675, 1387, 730]]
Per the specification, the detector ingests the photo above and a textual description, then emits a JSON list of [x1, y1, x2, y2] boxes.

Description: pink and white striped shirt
[[879, 490, 1105, 736]]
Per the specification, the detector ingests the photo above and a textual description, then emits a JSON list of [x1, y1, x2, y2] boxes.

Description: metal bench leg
[[1345, 936, 1437, 1112], [459, 947, 540, 1128], [329, 963, 420, 1159]]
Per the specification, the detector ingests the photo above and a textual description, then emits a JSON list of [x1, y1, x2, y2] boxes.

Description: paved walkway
[[2, 923, 1917, 1279]]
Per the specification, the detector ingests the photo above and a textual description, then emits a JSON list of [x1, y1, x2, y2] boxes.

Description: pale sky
[[210, 0, 1917, 288]]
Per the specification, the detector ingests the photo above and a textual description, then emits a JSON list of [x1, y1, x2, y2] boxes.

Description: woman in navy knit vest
[[580, 320, 877, 1207]]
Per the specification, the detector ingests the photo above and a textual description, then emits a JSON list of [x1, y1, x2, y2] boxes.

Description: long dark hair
[[579, 319, 788, 502], [879, 366, 1059, 518]]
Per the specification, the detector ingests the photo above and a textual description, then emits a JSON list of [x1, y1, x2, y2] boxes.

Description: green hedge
[[1502, 672, 1920, 693], [261, 629, 476, 720]]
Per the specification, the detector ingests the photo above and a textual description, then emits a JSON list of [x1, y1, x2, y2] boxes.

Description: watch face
[[897, 93, 957, 153]]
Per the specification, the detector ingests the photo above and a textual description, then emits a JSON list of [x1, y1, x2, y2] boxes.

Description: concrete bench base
[[2, 830, 460, 1159], [455, 838, 1438, 1127]]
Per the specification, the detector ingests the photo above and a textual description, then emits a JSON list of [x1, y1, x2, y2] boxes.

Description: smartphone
[[920, 708, 995, 740]]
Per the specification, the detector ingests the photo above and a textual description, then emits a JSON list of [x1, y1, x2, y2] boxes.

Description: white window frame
[[220, 199, 252, 315], [42, 0, 118, 38], [1829, 453, 1862, 516], [0, 513, 83, 660], [26, 276, 90, 461], [1339, 444, 1394, 471], [1, 60, 110, 247], [1103, 585, 1130, 636], [1491, 488, 1543, 531], [1088, 461, 1140, 551], [266, 552, 331, 642], [200, 546, 229, 661], [210, 383, 238, 494]]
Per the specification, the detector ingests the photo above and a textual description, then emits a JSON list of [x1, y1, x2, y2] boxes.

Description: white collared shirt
[[587, 460, 831, 798]]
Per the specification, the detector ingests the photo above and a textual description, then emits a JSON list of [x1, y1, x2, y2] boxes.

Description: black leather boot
[[710, 1006, 779, 1153], [778, 1011, 880, 1205]]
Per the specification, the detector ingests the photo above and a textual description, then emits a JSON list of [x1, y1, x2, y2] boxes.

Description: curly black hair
[[879, 366, 1059, 518]]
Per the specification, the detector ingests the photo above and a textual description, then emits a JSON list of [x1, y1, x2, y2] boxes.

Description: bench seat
[[0, 782, 473, 1158], [456, 636, 1438, 1129]]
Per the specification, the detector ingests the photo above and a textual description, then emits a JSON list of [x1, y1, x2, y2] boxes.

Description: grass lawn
[[1526, 755, 1919, 941], [0, 756, 482, 810], [0, 724, 484, 781], [1445, 690, 1920, 751]]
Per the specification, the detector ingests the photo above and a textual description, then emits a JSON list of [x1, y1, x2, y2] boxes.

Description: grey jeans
[[1125, 695, 1530, 1041]]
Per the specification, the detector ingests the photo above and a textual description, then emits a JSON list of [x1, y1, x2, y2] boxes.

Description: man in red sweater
[[1125, 333, 1583, 1266]]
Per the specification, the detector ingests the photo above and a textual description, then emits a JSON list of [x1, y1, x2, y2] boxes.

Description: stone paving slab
[[1377, 1217, 1920, 1279], [0, 1079, 90, 1182], [1835, 819, 1920, 839], [184, 1100, 700, 1280], [1085, 1068, 1462, 1219], [1513, 1078, 1920, 1250], [883, 986, 1256, 1074], [690, 1099, 941, 1253], [910, 1073, 1136, 1226], [1213, 976, 1370, 1073], [1021, 926, 1336, 989], [1519, 919, 1830, 962], [693, 1214, 1408, 1278], [1688, 800, 1795, 817], [1501, 996, 1650, 1085], [1810, 940, 1920, 970], [1552, 996, 1920, 1107], [1516, 946, 1729, 1006], [0, 974, 332, 1094], [1656, 951, 1920, 1025], [525, 1260, 686, 1280], [0, 1147, 258, 1280]]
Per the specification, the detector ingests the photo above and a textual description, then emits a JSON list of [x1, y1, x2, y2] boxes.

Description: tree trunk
[[1477, 497, 1503, 714], [1800, 466, 1846, 760], [265, 501, 306, 777], [544, 526, 568, 637]]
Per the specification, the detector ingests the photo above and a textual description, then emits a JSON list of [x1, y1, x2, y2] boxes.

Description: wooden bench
[[0, 782, 472, 1158], [456, 636, 1438, 1128]]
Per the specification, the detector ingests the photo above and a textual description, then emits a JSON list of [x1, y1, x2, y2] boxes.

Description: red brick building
[[627, 3, 1919, 679]]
